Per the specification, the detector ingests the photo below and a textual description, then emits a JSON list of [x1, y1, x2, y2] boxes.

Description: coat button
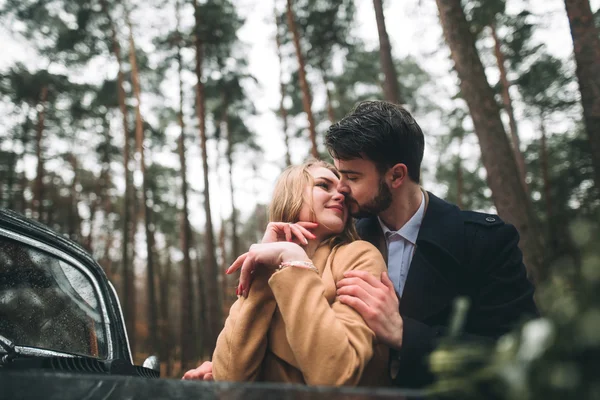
[[485, 217, 496, 222]]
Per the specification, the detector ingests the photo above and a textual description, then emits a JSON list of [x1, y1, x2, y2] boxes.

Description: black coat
[[355, 192, 539, 388]]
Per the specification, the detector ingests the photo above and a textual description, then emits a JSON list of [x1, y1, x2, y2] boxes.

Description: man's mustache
[[344, 195, 358, 207]]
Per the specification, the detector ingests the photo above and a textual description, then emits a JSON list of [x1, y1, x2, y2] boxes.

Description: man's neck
[[377, 184, 423, 231]]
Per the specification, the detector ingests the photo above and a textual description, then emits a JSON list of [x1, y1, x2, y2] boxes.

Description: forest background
[[0, 0, 599, 381]]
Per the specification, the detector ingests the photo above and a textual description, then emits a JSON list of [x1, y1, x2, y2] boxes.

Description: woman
[[187, 160, 390, 387]]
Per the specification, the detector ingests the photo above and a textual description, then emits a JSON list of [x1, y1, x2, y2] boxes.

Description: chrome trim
[[108, 280, 133, 363], [0, 226, 113, 359], [14, 346, 78, 358]]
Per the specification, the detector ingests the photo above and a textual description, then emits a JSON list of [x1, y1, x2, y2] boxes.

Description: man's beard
[[346, 178, 392, 218]]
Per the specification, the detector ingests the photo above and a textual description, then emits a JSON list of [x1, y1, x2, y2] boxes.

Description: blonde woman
[[184, 160, 391, 387]]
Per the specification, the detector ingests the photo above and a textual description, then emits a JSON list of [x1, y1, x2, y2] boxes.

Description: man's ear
[[389, 164, 408, 189]]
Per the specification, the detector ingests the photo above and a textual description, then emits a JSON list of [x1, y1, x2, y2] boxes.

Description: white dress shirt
[[377, 191, 425, 296]]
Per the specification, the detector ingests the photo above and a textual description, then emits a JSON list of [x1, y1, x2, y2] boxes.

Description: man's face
[[334, 158, 392, 218]]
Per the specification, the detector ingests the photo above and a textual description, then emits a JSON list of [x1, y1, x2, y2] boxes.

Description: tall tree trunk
[[6, 150, 17, 209], [101, 0, 136, 353], [100, 185, 114, 281], [159, 250, 173, 377], [286, 0, 318, 158], [224, 116, 240, 309], [539, 114, 552, 223], [11, 117, 29, 212], [225, 122, 240, 263], [97, 123, 112, 268], [195, 253, 207, 359], [175, 4, 195, 369], [19, 173, 28, 215], [126, 13, 158, 354], [456, 136, 464, 209], [324, 77, 336, 122], [34, 85, 48, 221], [372, 0, 403, 104], [193, 0, 220, 355], [275, 6, 292, 167], [67, 154, 81, 242], [490, 24, 528, 194], [214, 118, 227, 328], [86, 196, 97, 252], [435, 0, 546, 284], [564, 0, 600, 190]]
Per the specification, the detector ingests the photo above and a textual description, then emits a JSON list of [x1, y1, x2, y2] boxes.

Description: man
[[327, 100, 538, 388], [183, 100, 538, 387]]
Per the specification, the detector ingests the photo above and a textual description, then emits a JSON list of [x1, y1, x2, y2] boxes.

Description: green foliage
[[429, 220, 600, 399], [0, 0, 108, 65], [463, 0, 506, 35], [195, 0, 243, 68], [434, 108, 493, 211], [146, 162, 181, 241], [516, 54, 577, 114], [0, 149, 23, 209]]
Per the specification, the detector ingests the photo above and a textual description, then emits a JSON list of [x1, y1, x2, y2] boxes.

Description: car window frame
[[0, 226, 114, 360]]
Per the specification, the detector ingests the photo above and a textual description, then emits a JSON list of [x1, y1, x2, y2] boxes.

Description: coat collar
[[357, 189, 463, 258], [416, 191, 463, 260]]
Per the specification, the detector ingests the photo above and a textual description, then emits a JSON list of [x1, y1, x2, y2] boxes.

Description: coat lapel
[[400, 192, 465, 321], [399, 245, 456, 321]]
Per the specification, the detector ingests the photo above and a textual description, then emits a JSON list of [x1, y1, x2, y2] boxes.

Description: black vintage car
[[0, 208, 421, 400], [0, 207, 158, 377]]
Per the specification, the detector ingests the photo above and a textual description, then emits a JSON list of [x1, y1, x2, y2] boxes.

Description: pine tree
[[435, 0, 546, 283]]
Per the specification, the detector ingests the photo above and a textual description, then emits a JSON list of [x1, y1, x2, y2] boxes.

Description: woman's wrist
[[278, 243, 310, 265], [277, 260, 319, 273]]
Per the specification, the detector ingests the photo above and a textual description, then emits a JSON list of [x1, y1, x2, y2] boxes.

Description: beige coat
[[212, 240, 391, 387]]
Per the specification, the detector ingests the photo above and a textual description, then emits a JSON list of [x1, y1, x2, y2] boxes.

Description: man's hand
[[182, 361, 214, 381], [336, 271, 404, 350]]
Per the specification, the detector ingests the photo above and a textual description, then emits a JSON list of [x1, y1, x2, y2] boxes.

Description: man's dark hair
[[325, 100, 425, 183]]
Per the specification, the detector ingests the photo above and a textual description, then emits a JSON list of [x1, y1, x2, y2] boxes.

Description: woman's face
[[298, 166, 347, 237]]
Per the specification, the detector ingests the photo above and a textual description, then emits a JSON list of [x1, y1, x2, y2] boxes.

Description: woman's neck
[[304, 237, 327, 258]]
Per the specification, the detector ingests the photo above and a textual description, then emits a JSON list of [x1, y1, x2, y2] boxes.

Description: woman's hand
[[182, 361, 213, 381], [261, 221, 318, 245], [226, 242, 310, 297]]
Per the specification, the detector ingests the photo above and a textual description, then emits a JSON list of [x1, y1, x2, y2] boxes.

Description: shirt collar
[[377, 191, 425, 245]]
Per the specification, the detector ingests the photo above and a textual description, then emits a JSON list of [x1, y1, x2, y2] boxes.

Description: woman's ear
[[389, 164, 408, 189]]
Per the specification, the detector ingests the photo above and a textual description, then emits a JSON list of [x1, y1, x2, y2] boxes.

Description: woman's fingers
[[262, 221, 318, 244], [238, 255, 256, 298], [289, 225, 308, 245], [291, 224, 317, 243], [181, 361, 213, 380], [283, 223, 292, 242], [226, 252, 248, 274]]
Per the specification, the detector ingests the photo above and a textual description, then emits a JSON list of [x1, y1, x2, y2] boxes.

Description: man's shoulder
[[460, 210, 505, 229], [427, 192, 506, 229], [354, 216, 379, 237]]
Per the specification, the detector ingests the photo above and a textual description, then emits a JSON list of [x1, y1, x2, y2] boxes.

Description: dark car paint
[[0, 208, 131, 362], [0, 370, 424, 400]]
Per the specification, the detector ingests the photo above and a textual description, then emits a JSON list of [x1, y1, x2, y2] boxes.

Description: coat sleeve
[[391, 219, 538, 388], [267, 241, 387, 386], [464, 221, 539, 333], [212, 268, 277, 382]]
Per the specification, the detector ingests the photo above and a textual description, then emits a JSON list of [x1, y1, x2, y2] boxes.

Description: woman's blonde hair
[[268, 159, 358, 248]]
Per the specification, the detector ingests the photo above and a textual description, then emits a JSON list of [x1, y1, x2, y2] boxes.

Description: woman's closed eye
[[315, 181, 330, 190]]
